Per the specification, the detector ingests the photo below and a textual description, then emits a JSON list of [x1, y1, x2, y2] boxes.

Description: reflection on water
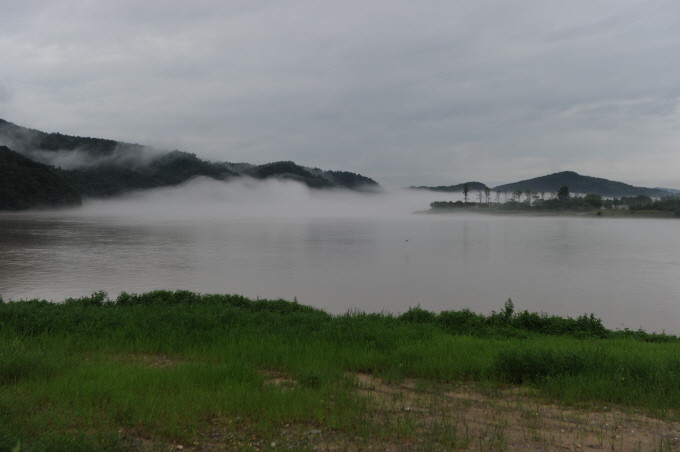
[[1, 210, 679, 333]]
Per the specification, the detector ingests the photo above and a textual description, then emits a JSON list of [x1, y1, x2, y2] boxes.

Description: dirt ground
[[128, 372, 680, 451], [348, 373, 680, 451]]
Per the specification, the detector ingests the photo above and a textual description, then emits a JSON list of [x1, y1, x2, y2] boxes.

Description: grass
[[1, 292, 679, 451]]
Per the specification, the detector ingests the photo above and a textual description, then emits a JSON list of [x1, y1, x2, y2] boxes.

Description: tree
[[463, 183, 469, 204], [484, 187, 491, 205], [557, 186, 570, 201], [583, 194, 603, 209]]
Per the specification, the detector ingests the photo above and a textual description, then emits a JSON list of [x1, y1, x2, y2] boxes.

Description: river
[[1, 179, 678, 333]]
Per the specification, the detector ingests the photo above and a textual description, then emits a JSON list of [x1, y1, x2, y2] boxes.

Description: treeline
[[430, 185, 680, 216], [625, 196, 680, 212]]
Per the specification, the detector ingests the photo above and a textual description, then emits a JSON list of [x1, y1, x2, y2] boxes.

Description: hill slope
[[493, 171, 669, 198], [0, 119, 380, 209], [0, 146, 82, 210]]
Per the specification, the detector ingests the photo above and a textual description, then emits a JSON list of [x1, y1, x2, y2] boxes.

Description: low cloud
[[73, 177, 440, 221], [19, 145, 164, 170]]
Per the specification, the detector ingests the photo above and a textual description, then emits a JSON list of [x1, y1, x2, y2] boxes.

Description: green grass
[[0, 291, 679, 450]]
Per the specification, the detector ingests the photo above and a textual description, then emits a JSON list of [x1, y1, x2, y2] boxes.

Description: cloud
[[1, 1, 679, 188], [18, 145, 164, 170]]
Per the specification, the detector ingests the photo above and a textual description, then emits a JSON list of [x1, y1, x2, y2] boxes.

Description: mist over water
[[73, 177, 440, 220], [1, 178, 679, 334]]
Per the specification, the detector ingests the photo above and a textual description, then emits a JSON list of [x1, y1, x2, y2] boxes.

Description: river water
[[1, 179, 678, 333]]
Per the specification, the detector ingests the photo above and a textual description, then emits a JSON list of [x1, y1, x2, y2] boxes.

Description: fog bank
[[20, 145, 164, 170], [73, 177, 452, 220]]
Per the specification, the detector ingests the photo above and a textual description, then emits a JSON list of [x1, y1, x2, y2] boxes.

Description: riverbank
[[422, 206, 680, 219], [2, 291, 679, 451]]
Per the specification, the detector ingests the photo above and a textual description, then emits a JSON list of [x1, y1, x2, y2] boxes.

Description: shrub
[[493, 349, 588, 383], [399, 306, 437, 324]]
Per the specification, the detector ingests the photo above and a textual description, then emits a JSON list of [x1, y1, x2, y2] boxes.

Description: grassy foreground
[[1, 291, 679, 451]]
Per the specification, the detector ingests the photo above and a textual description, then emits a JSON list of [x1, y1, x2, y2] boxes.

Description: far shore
[[419, 206, 679, 219]]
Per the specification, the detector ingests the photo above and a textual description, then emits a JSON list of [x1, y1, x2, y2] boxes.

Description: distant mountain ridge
[[412, 171, 673, 198], [409, 181, 488, 192], [492, 171, 669, 198], [0, 119, 379, 210], [657, 187, 680, 195]]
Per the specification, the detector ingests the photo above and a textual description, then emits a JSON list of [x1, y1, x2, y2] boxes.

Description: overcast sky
[[1, 1, 679, 188]]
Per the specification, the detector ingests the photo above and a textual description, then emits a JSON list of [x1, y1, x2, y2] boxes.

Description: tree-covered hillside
[[0, 118, 141, 158], [65, 151, 236, 198], [0, 146, 81, 210], [493, 171, 668, 198], [0, 119, 380, 210], [244, 161, 334, 189]]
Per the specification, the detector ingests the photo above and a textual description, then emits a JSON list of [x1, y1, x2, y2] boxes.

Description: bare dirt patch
[[352, 373, 680, 451], [127, 372, 680, 451]]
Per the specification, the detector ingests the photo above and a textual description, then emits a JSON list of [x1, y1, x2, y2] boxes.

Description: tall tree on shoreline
[[558, 186, 570, 201]]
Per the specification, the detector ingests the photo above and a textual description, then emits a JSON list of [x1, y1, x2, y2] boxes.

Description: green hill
[[0, 146, 81, 210], [64, 150, 237, 198], [0, 118, 144, 159], [493, 171, 669, 198], [0, 119, 380, 210]]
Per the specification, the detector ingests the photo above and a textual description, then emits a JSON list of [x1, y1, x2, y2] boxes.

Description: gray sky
[[1, 0, 679, 188]]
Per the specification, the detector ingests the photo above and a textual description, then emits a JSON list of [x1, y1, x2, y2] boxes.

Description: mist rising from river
[[71, 177, 454, 220]]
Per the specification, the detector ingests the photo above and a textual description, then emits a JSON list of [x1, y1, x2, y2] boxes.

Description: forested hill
[[0, 146, 81, 210], [0, 119, 380, 209], [409, 181, 488, 192], [492, 171, 668, 197]]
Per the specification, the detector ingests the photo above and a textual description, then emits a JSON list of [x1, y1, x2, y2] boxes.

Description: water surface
[[1, 182, 678, 333]]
